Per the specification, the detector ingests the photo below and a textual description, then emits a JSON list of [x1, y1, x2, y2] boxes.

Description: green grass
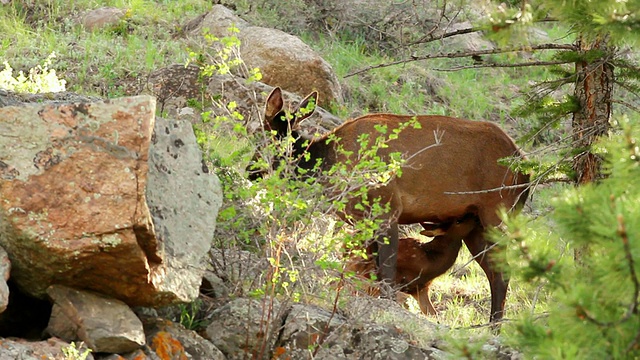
[[0, 0, 211, 97]]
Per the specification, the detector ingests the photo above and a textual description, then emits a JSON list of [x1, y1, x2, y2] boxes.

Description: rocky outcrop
[[0, 95, 222, 307], [205, 297, 284, 360], [204, 298, 439, 360]]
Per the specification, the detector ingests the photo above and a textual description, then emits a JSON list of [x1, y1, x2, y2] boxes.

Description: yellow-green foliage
[[0, 53, 66, 93], [55, 342, 92, 360]]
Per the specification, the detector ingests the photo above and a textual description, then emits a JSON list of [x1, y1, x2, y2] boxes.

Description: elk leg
[[412, 284, 436, 316], [463, 226, 509, 323], [376, 222, 398, 297]]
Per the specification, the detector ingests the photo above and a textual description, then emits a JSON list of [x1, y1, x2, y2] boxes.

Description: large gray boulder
[[146, 114, 223, 303], [0, 94, 222, 307]]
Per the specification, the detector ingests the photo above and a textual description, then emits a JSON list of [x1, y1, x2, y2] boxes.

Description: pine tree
[[485, 0, 640, 183], [502, 116, 640, 358]]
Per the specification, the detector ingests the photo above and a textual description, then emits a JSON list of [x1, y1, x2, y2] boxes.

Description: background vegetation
[[2, 0, 640, 358]]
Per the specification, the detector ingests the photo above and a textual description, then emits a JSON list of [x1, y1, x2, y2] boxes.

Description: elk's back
[[326, 114, 527, 227]]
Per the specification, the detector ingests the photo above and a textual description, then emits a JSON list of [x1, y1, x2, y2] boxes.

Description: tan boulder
[[184, 4, 249, 37], [239, 26, 343, 108], [81, 7, 127, 31], [185, 6, 343, 108]]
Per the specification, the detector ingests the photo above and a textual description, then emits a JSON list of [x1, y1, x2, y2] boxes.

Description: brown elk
[[347, 214, 479, 315], [248, 87, 529, 322]]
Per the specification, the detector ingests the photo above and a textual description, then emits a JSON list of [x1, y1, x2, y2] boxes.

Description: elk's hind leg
[[463, 226, 509, 323]]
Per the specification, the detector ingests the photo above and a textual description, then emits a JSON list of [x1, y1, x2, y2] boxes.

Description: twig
[[613, 99, 640, 113], [402, 129, 444, 166], [345, 44, 577, 78], [404, 26, 481, 47], [627, 329, 640, 356], [615, 81, 640, 101], [313, 271, 345, 356], [618, 213, 640, 320], [443, 181, 534, 195]]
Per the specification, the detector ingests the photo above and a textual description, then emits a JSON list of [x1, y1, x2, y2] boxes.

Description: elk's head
[[247, 87, 318, 180]]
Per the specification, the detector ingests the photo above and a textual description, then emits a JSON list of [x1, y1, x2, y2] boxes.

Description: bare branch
[[404, 26, 481, 47], [614, 80, 640, 101], [433, 60, 573, 72], [627, 329, 640, 356], [403, 129, 444, 166], [443, 181, 538, 195], [612, 99, 640, 113], [345, 44, 578, 78]]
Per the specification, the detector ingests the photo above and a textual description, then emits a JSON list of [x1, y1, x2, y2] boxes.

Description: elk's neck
[[293, 134, 331, 172]]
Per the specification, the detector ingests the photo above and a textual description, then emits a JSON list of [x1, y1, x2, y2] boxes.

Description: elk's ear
[[291, 91, 318, 128], [264, 87, 284, 126]]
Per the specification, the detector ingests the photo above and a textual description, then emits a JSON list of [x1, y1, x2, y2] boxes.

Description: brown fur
[[250, 87, 529, 322]]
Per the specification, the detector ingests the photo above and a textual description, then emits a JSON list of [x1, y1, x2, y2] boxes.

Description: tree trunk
[[572, 36, 614, 184], [572, 36, 614, 263]]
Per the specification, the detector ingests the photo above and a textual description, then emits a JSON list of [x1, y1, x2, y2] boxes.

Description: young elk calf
[[396, 214, 479, 315], [346, 214, 478, 316], [249, 87, 529, 322]]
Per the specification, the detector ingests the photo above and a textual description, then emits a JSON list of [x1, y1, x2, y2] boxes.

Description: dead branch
[[613, 99, 640, 113], [432, 59, 573, 72], [345, 43, 578, 78], [404, 26, 481, 47]]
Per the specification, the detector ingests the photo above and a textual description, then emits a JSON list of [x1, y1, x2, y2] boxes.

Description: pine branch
[[615, 81, 640, 101], [616, 213, 639, 322], [432, 59, 573, 72], [345, 44, 578, 78], [577, 212, 639, 329], [627, 330, 640, 356]]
